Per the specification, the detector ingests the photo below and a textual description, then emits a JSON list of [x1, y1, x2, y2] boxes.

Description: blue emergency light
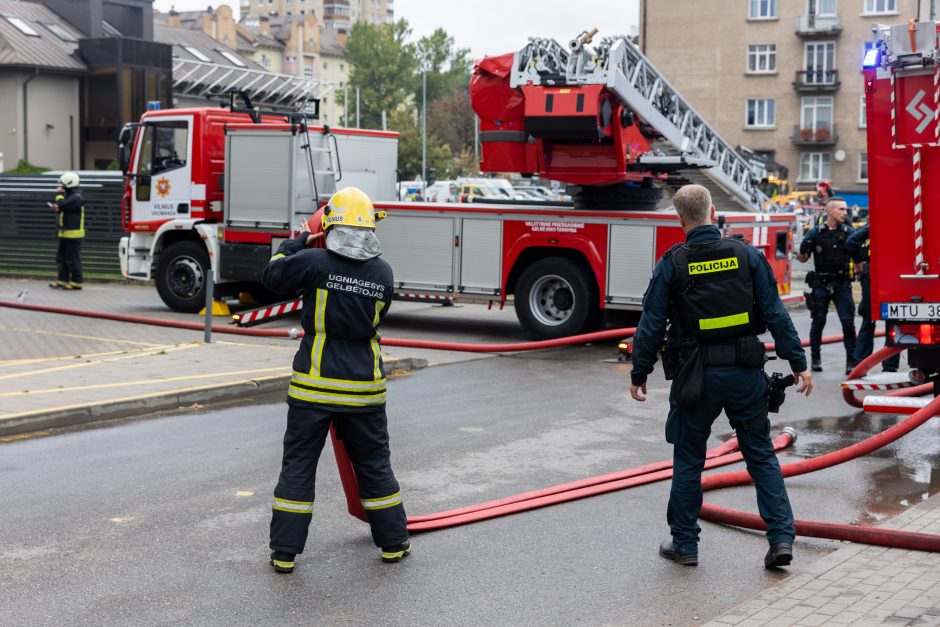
[[862, 48, 879, 69], [146, 101, 161, 110]]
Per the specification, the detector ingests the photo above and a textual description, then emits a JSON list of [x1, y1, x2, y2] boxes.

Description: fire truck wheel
[[155, 240, 210, 313], [515, 258, 598, 339]]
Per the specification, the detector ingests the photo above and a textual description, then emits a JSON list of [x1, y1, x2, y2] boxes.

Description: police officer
[[262, 187, 410, 574], [797, 197, 857, 373], [847, 224, 901, 372], [48, 172, 84, 290], [629, 184, 813, 568]]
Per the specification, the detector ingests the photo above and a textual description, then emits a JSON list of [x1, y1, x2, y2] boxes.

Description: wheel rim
[[167, 256, 204, 299], [528, 274, 575, 327]]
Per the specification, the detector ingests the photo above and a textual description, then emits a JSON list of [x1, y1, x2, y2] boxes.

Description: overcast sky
[[151, 0, 640, 61]]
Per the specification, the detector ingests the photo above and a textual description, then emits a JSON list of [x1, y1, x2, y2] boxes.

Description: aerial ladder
[[471, 29, 768, 212]]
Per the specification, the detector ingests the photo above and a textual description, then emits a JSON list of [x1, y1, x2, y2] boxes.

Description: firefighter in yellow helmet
[[49, 171, 85, 290], [261, 187, 407, 574]]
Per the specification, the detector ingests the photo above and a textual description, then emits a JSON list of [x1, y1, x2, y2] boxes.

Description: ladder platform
[[841, 372, 913, 391], [862, 395, 937, 415]]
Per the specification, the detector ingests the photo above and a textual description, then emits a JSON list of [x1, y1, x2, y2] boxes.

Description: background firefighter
[[262, 187, 409, 574], [49, 172, 85, 290]]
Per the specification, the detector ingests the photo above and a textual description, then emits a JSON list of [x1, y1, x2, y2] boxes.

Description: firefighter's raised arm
[[262, 231, 316, 296]]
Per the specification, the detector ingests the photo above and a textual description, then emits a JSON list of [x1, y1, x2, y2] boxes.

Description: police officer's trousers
[[855, 276, 901, 371], [666, 368, 795, 555], [269, 404, 408, 555], [56, 238, 83, 286], [809, 279, 856, 358]]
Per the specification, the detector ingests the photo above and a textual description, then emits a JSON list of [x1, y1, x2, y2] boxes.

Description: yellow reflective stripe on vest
[[688, 256, 738, 275], [272, 497, 313, 513], [287, 385, 386, 406], [372, 300, 385, 381], [270, 253, 286, 261], [291, 370, 386, 392], [698, 312, 750, 331], [310, 288, 328, 377], [361, 490, 402, 511], [59, 207, 85, 238]]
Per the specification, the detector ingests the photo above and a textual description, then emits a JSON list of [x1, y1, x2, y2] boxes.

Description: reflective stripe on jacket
[[55, 188, 85, 239]]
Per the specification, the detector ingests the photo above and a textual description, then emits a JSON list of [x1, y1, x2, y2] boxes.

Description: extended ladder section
[[510, 34, 766, 212]]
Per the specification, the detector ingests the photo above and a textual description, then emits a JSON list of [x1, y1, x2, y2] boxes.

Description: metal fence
[[0, 172, 126, 278]]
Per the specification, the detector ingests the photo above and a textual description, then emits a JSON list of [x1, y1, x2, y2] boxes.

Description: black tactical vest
[[812, 224, 851, 275], [668, 238, 759, 342]]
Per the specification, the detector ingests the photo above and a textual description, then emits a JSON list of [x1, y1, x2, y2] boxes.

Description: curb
[[0, 356, 427, 438]]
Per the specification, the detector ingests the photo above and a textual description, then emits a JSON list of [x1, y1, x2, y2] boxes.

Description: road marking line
[[0, 366, 289, 397], [0, 374, 290, 421], [0, 345, 182, 367], [0, 343, 202, 382], [0, 326, 165, 347], [0, 431, 51, 442]]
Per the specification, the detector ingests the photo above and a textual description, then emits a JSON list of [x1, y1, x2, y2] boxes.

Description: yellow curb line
[[0, 326, 166, 348], [0, 343, 202, 382]]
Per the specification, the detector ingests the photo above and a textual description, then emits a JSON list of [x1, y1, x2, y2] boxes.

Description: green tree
[[342, 19, 417, 128], [414, 28, 473, 104], [387, 109, 453, 180], [428, 87, 474, 158]]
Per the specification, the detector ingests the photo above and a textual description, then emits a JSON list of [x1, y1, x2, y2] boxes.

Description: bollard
[[204, 269, 214, 344]]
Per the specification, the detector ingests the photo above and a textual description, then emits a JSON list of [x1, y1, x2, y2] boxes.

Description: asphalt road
[[1, 304, 937, 626]]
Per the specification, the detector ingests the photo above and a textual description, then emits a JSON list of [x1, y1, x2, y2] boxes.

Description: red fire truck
[[118, 33, 797, 339], [864, 21, 940, 379]]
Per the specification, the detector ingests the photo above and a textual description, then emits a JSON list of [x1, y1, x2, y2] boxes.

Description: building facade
[[641, 0, 920, 192], [240, 0, 393, 26]]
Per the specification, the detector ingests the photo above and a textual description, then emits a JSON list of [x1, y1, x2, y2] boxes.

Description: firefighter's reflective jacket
[[262, 234, 393, 412], [54, 187, 85, 239]]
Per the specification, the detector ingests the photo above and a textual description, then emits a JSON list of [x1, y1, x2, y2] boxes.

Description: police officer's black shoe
[[846, 357, 859, 375], [270, 551, 295, 573], [811, 354, 822, 372], [658, 539, 698, 566], [764, 542, 793, 569], [381, 540, 411, 563]]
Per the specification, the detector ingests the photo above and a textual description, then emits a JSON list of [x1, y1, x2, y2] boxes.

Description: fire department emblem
[[156, 177, 171, 197]]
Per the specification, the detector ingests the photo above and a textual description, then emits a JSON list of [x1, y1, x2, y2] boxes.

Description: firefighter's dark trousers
[[854, 275, 901, 371], [809, 279, 856, 359], [56, 238, 83, 285], [666, 368, 795, 555], [270, 404, 408, 555]]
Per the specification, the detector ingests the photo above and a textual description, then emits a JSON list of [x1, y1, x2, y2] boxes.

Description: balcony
[[793, 69, 840, 92], [791, 123, 838, 146], [795, 13, 843, 36]]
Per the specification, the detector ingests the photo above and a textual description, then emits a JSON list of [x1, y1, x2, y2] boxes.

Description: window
[[813, 0, 837, 14], [800, 152, 831, 181], [339, 63, 344, 71], [801, 96, 833, 131], [3, 15, 39, 36], [749, 0, 777, 18], [746, 98, 776, 128], [304, 66, 314, 80], [747, 44, 777, 73], [182, 45, 211, 62], [261, 54, 270, 67], [859, 152, 868, 181], [803, 41, 836, 83], [218, 49, 247, 67], [859, 95, 867, 128], [40, 21, 77, 42], [134, 121, 189, 201], [864, 0, 897, 13], [323, 61, 328, 69]]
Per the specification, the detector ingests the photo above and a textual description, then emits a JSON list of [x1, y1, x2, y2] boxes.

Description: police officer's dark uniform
[[800, 221, 857, 372], [847, 225, 900, 372], [49, 173, 85, 290], [631, 224, 807, 567], [262, 188, 409, 574]]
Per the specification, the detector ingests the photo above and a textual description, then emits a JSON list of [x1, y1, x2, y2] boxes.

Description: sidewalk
[[706, 493, 940, 626]]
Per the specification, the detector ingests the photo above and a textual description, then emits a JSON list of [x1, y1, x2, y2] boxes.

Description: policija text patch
[[687, 257, 739, 276]]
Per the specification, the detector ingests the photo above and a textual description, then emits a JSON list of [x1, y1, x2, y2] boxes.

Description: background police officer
[[262, 187, 410, 574], [48, 172, 84, 290], [629, 184, 812, 569], [797, 197, 857, 373], [847, 224, 901, 372]]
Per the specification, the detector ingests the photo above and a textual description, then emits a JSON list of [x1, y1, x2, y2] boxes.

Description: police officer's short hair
[[673, 185, 712, 226], [826, 196, 847, 207]]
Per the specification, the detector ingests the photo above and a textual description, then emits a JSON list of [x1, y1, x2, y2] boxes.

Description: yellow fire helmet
[[321, 187, 387, 232]]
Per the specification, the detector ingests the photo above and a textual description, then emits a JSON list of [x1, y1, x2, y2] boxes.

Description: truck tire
[[155, 240, 210, 313], [515, 257, 598, 339]]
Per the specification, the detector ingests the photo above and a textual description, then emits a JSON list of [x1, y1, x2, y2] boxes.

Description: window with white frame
[[804, 41, 836, 83], [864, 0, 897, 14], [182, 45, 211, 62], [859, 95, 867, 128], [304, 66, 314, 80], [800, 152, 831, 181], [3, 15, 39, 36], [746, 98, 776, 128], [801, 96, 833, 131], [749, 0, 777, 18], [747, 44, 777, 73], [218, 49, 247, 67], [858, 152, 868, 181], [813, 0, 837, 14]]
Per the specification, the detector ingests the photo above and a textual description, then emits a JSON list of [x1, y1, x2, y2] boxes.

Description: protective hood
[[325, 225, 383, 260]]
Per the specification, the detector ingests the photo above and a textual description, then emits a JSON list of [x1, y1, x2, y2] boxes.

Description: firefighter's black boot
[[811, 353, 822, 372], [764, 542, 793, 569], [845, 356, 859, 375], [270, 551, 295, 573], [381, 540, 411, 563]]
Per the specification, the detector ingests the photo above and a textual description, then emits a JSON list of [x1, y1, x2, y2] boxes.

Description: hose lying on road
[[842, 345, 909, 408]]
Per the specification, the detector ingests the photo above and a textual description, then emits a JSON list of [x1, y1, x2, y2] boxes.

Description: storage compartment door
[[458, 219, 501, 294], [378, 215, 456, 291], [607, 225, 655, 304], [225, 131, 292, 229]]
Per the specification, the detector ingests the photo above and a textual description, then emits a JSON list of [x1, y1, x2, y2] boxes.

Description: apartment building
[[641, 0, 919, 192], [241, 0, 393, 27]]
